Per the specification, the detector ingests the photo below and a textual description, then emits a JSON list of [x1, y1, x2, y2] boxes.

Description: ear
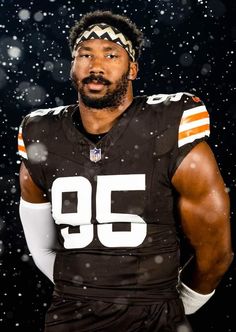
[[128, 62, 138, 80], [70, 59, 75, 79]]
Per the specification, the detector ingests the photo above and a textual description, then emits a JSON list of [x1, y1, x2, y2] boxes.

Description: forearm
[[29, 248, 56, 283], [19, 198, 57, 283], [180, 252, 233, 294], [178, 243, 233, 314]]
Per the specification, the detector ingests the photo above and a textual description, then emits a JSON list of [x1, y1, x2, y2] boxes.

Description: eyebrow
[[78, 45, 120, 52]]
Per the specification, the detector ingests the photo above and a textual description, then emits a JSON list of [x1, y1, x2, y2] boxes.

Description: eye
[[79, 53, 92, 58], [105, 54, 118, 59]]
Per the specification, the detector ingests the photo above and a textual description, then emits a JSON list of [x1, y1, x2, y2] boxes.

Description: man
[[18, 10, 233, 332]]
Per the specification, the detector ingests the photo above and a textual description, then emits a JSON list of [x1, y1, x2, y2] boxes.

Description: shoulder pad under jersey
[[18, 105, 70, 160], [146, 92, 210, 148]]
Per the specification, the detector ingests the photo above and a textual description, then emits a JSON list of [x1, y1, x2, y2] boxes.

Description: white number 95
[[51, 174, 147, 249]]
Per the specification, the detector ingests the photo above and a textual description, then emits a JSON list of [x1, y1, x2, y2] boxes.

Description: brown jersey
[[18, 93, 210, 304]]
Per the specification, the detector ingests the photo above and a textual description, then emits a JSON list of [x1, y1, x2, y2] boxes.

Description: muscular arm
[[19, 162, 57, 283], [172, 142, 233, 294]]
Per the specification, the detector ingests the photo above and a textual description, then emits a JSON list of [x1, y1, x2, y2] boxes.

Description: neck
[[78, 88, 134, 134]]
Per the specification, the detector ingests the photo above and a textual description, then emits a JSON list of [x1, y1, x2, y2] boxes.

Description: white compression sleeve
[[179, 281, 215, 315], [19, 197, 57, 283]]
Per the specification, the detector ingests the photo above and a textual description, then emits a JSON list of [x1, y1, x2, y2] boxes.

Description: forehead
[[77, 39, 128, 54]]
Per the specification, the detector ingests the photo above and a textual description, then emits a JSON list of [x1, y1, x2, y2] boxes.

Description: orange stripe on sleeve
[[18, 145, 26, 153], [178, 124, 210, 141], [180, 111, 209, 125]]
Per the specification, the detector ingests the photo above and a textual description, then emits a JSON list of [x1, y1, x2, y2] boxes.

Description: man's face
[[70, 39, 136, 109]]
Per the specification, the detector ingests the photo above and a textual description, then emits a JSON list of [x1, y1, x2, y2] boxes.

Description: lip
[[86, 82, 106, 91]]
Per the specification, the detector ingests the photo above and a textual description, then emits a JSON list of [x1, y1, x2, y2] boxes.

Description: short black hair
[[68, 10, 143, 61]]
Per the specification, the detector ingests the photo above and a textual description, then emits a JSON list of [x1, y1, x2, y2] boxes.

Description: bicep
[[19, 162, 48, 203], [172, 142, 231, 256]]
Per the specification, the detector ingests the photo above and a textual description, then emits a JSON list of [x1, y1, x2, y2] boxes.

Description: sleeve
[[17, 115, 47, 193], [169, 93, 210, 178], [18, 117, 28, 160], [19, 198, 56, 283]]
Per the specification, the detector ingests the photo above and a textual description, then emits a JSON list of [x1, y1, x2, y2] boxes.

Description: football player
[[18, 10, 233, 332]]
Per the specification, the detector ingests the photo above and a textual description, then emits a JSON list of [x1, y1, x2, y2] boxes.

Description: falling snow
[[0, 0, 235, 331]]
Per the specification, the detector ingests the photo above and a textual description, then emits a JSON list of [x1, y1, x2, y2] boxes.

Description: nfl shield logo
[[90, 147, 102, 163]]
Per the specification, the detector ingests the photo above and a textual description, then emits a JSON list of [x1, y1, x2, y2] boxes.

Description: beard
[[72, 68, 130, 110]]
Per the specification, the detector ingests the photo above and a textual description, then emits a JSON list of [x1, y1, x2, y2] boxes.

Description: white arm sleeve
[[179, 281, 215, 315], [19, 197, 57, 283]]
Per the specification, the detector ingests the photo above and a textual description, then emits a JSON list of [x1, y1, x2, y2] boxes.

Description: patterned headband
[[72, 23, 136, 61]]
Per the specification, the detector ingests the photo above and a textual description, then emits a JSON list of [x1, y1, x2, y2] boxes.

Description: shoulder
[[18, 104, 75, 151], [22, 105, 72, 126], [18, 105, 74, 162], [145, 92, 205, 109], [140, 92, 207, 122], [144, 92, 209, 143], [19, 104, 75, 137]]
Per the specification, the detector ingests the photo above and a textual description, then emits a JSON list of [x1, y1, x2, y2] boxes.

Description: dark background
[[0, 0, 235, 331]]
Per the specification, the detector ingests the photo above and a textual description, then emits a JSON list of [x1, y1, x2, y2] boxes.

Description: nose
[[89, 56, 104, 75]]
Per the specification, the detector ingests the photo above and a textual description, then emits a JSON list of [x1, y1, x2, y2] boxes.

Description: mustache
[[82, 74, 111, 86]]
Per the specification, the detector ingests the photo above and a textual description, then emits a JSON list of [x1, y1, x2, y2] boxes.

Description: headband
[[72, 23, 136, 61]]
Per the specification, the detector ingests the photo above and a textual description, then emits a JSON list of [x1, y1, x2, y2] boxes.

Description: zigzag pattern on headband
[[72, 23, 135, 61]]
